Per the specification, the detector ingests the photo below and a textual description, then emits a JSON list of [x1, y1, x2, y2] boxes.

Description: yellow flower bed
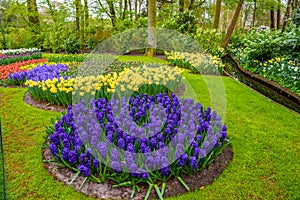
[[25, 64, 184, 106], [165, 51, 224, 74]]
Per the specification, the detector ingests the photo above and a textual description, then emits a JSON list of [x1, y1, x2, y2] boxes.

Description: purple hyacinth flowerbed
[[46, 92, 229, 198], [8, 63, 69, 84]]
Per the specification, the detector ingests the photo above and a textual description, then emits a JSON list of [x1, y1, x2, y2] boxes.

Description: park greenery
[[0, 0, 299, 199]]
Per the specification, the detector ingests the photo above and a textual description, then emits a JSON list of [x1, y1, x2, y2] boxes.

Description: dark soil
[[23, 91, 67, 112], [43, 145, 233, 200]]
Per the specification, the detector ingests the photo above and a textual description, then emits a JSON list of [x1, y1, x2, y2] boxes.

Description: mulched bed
[[24, 91, 67, 112], [43, 145, 233, 200]]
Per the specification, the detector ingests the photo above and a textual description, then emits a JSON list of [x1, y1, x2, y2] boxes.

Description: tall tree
[[213, 0, 222, 29], [123, 0, 128, 19], [75, 0, 81, 35], [282, 0, 292, 31], [134, 0, 138, 19], [221, 0, 244, 48], [107, 0, 117, 27], [26, 0, 40, 31], [270, 6, 275, 29], [145, 0, 156, 57], [84, 0, 89, 38], [252, 0, 257, 26], [276, 0, 280, 29]]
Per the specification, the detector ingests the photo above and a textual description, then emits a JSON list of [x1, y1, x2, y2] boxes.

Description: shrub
[[64, 34, 81, 54]]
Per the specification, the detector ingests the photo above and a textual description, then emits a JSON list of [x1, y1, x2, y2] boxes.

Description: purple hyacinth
[[50, 143, 59, 158], [189, 156, 198, 170], [78, 164, 91, 176]]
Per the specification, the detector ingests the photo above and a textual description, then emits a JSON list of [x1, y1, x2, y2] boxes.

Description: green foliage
[[162, 11, 198, 36], [194, 28, 224, 56], [231, 26, 300, 61], [63, 34, 80, 54], [87, 28, 111, 50], [293, 8, 300, 26], [44, 54, 88, 62], [42, 24, 67, 53], [0, 53, 42, 66], [229, 26, 300, 96], [4, 27, 38, 49]]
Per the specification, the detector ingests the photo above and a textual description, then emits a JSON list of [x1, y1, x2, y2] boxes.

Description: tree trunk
[[119, 0, 123, 17], [75, 0, 81, 35], [270, 8, 275, 29], [123, 0, 128, 19], [243, 10, 249, 28], [129, 0, 133, 20], [213, 0, 222, 29], [276, 0, 280, 29], [84, 0, 89, 40], [145, 0, 156, 57], [134, 0, 138, 19], [179, 0, 184, 12], [107, 0, 117, 28], [252, 0, 256, 27], [221, 0, 244, 49], [282, 0, 292, 32], [26, 0, 40, 32]]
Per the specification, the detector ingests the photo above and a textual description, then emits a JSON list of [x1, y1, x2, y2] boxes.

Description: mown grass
[[0, 59, 299, 199], [0, 123, 4, 200]]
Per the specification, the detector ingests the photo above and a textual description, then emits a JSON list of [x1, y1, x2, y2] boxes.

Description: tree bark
[[134, 0, 138, 19], [145, 0, 156, 57], [107, 0, 117, 28], [84, 0, 89, 39], [276, 0, 280, 29], [252, 0, 256, 27], [270, 8, 275, 29], [128, 0, 133, 20], [123, 0, 128, 19], [282, 0, 292, 32], [221, 0, 244, 49], [75, 0, 81, 35], [119, 0, 123, 17], [213, 0, 222, 29]]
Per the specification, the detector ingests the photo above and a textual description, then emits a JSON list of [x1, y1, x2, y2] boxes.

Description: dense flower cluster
[[246, 58, 300, 96], [0, 52, 42, 66], [47, 93, 228, 192], [23, 63, 183, 106], [9, 63, 68, 85], [0, 58, 47, 82], [0, 48, 40, 55], [230, 46, 300, 96], [165, 51, 224, 74]]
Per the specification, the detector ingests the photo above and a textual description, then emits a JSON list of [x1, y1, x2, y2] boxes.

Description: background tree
[[221, 0, 244, 48], [145, 0, 156, 57], [213, 0, 221, 29]]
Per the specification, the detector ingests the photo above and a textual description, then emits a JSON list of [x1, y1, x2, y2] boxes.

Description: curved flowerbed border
[[222, 54, 300, 114], [43, 144, 233, 200]]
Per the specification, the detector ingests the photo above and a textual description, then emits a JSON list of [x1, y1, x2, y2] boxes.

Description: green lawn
[[0, 66, 299, 199], [0, 124, 4, 200]]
